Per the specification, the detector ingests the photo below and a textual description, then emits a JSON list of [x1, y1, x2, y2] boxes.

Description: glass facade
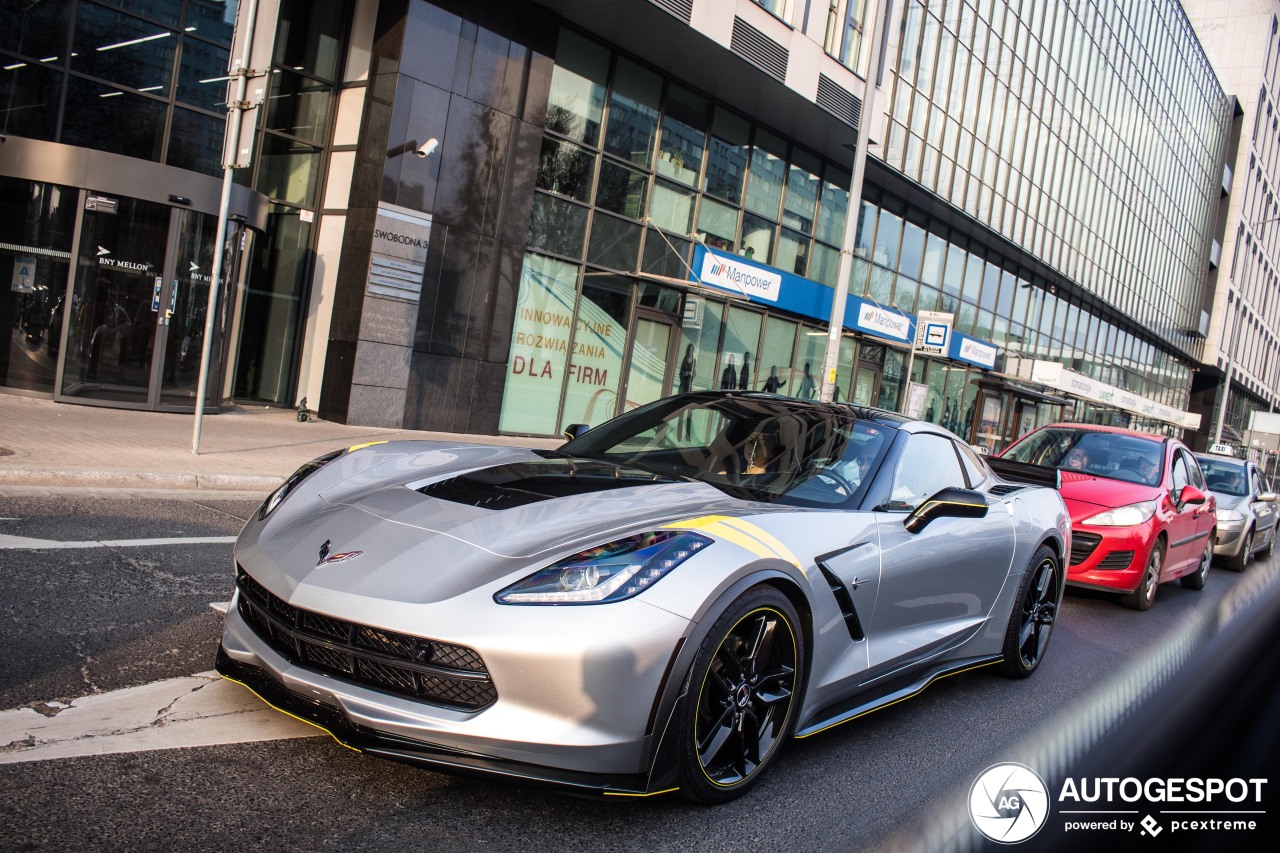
[[881, 0, 1230, 406], [0, 0, 351, 408], [1, 0, 238, 178]]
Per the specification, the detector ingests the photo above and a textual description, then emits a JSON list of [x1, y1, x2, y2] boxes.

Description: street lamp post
[[820, 0, 888, 403]]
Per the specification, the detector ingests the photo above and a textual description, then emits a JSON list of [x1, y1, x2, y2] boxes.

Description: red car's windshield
[[1003, 427, 1164, 487]]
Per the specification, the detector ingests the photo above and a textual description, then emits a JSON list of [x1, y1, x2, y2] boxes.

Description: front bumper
[[1065, 520, 1156, 592], [1213, 520, 1247, 558], [217, 587, 692, 796]]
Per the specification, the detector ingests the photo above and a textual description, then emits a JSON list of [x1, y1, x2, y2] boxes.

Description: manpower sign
[[1028, 360, 1201, 430]]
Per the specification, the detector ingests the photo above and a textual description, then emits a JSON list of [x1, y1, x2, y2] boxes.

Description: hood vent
[[416, 456, 673, 510]]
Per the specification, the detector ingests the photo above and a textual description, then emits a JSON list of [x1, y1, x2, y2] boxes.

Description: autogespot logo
[[969, 763, 1050, 844]]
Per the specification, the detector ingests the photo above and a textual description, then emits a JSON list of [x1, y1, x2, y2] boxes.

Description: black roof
[[670, 390, 911, 429]]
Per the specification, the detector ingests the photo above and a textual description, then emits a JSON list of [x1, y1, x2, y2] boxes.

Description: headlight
[[1081, 501, 1157, 527], [1216, 508, 1245, 523], [258, 448, 344, 520], [495, 531, 712, 605]]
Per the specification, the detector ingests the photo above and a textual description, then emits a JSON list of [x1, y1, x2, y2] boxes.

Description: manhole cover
[[0, 448, 13, 457]]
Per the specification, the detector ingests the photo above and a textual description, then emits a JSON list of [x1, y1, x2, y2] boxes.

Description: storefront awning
[[1005, 359, 1200, 430]]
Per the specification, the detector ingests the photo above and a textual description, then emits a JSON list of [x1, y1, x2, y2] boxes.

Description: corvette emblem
[[317, 539, 362, 566]]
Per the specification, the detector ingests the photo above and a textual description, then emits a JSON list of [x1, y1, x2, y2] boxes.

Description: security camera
[[415, 138, 439, 158]]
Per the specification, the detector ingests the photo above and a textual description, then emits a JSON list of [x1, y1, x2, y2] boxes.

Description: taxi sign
[[1209, 443, 1235, 456]]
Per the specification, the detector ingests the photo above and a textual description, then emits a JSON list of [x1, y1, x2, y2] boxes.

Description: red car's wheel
[[1121, 539, 1164, 611]]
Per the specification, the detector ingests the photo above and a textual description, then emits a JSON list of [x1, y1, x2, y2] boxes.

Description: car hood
[[1207, 491, 1249, 512], [1058, 471, 1159, 518], [240, 447, 760, 606]]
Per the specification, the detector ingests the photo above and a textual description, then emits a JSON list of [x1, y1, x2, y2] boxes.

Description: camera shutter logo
[[968, 763, 1050, 843]]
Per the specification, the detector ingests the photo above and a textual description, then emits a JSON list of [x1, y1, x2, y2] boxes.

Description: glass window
[[741, 213, 775, 264], [604, 57, 661, 167], [696, 197, 739, 252], [499, 253, 578, 434], [264, 68, 331, 144], [527, 193, 587, 258], [759, 315, 797, 393], [587, 213, 642, 271], [274, 0, 346, 82], [898, 221, 925, 279], [183, 0, 238, 45], [744, 129, 787, 218], [73, 3, 176, 94], [547, 28, 609, 145], [791, 325, 826, 401], [560, 274, 631, 429], [255, 134, 322, 206], [657, 85, 707, 186], [61, 77, 166, 162], [0, 0, 72, 62], [0, 55, 62, 141], [871, 208, 902, 268], [816, 168, 850, 245], [783, 149, 822, 233], [704, 106, 751, 202], [885, 427, 962, 502], [809, 242, 840, 287], [642, 228, 690, 280], [536, 136, 595, 202], [167, 107, 225, 177], [677, 296, 725, 393], [649, 180, 696, 234], [776, 228, 809, 277], [978, 261, 1000, 312], [920, 232, 946, 286], [722, 307, 762, 389], [595, 159, 647, 219], [177, 38, 230, 112]]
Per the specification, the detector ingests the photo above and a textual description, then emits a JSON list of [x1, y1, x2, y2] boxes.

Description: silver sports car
[[217, 391, 1071, 803]]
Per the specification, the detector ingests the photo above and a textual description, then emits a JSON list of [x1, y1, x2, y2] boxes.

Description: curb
[[0, 469, 283, 492]]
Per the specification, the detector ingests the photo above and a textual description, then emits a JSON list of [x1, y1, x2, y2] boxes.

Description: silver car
[[1194, 453, 1278, 571], [217, 392, 1070, 803]]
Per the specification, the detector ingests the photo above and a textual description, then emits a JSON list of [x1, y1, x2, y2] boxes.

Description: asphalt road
[[0, 494, 1260, 852]]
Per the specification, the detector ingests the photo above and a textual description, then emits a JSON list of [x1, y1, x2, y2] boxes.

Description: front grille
[[1097, 550, 1136, 570], [1070, 532, 1103, 566], [235, 566, 496, 711]]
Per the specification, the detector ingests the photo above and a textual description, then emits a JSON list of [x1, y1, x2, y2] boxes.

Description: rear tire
[[1227, 528, 1252, 572], [675, 585, 803, 804], [1121, 540, 1164, 611], [997, 545, 1060, 678], [1180, 538, 1211, 590]]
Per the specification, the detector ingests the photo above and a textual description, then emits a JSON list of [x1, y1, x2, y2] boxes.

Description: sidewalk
[[0, 394, 561, 496]]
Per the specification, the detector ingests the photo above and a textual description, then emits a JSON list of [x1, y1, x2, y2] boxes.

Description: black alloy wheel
[[676, 586, 802, 803], [998, 545, 1059, 678]]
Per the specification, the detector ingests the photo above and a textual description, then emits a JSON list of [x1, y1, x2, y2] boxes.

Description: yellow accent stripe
[[913, 499, 987, 515], [794, 659, 1000, 739], [717, 518, 801, 568], [603, 786, 680, 798], [218, 673, 361, 753], [347, 440, 389, 452], [663, 515, 799, 566]]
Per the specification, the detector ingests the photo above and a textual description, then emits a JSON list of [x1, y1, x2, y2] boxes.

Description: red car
[[998, 424, 1215, 610]]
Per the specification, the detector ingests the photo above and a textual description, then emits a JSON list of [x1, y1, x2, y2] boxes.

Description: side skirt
[[793, 655, 1002, 739]]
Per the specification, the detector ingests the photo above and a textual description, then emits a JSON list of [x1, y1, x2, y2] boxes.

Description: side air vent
[[816, 73, 862, 130], [731, 16, 789, 82], [987, 483, 1027, 496], [649, 0, 693, 22]]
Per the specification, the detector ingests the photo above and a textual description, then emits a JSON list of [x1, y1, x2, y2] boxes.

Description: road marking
[[209, 601, 230, 614], [0, 534, 237, 550], [0, 672, 321, 764]]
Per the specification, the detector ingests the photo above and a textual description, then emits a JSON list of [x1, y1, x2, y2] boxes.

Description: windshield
[[1196, 457, 1248, 497], [1002, 427, 1165, 487], [560, 394, 895, 507]]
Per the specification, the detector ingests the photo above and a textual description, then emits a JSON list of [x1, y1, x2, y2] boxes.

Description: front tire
[[675, 585, 803, 804], [997, 545, 1060, 678], [1227, 527, 1252, 572], [1121, 539, 1164, 610]]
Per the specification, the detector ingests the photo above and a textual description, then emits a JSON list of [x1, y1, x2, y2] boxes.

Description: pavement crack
[[153, 678, 216, 726]]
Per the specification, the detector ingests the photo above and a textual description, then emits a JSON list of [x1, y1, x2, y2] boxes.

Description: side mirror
[[562, 423, 590, 441], [904, 487, 989, 534], [1258, 492, 1277, 503], [1178, 484, 1206, 507]]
